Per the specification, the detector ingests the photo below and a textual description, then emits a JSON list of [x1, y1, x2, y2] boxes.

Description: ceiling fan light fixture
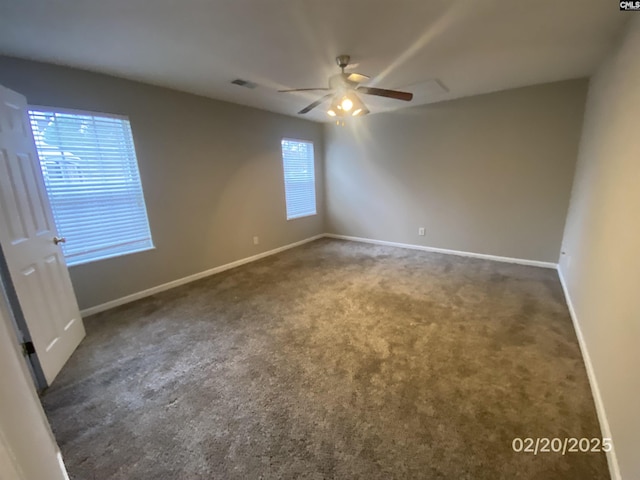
[[329, 96, 345, 116], [341, 97, 354, 112], [346, 93, 366, 116], [327, 91, 367, 119]]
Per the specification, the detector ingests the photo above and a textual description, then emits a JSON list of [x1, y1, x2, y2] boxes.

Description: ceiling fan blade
[[298, 94, 333, 114], [346, 73, 370, 84], [356, 86, 413, 101], [278, 88, 331, 92]]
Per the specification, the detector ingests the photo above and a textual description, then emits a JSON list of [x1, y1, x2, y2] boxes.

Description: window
[[281, 139, 317, 220], [28, 108, 153, 266]]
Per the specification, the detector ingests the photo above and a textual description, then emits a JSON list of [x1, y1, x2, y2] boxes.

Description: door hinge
[[21, 341, 36, 356]]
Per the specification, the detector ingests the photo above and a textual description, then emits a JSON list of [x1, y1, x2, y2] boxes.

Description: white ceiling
[[0, 0, 627, 122]]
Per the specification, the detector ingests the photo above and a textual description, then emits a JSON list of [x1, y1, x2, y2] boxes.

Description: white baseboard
[[80, 234, 324, 317], [324, 233, 557, 269], [557, 267, 620, 480], [82, 233, 556, 316]]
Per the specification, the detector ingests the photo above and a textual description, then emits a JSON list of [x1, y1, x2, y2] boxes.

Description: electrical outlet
[[253, 236, 259, 245], [418, 227, 425, 236]]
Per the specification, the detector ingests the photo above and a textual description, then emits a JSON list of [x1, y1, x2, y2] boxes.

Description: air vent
[[231, 79, 258, 89]]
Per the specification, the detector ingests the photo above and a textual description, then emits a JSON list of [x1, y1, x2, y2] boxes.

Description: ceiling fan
[[278, 55, 413, 118]]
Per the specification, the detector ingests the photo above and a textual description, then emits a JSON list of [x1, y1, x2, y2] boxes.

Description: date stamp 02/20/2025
[[512, 437, 612, 456]]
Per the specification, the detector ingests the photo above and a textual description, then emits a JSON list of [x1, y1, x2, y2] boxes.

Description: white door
[[0, 293, 70, 480], [0, 84, 85, 385]]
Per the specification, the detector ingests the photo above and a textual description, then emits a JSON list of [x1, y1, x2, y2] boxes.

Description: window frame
[[29, 105, 155, 266], [280, 137, 317, 221]]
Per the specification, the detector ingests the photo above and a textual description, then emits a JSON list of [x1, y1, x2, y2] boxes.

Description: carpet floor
[[42, 238, 609, 479]]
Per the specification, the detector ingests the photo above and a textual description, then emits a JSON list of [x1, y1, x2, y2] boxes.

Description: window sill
[[286, 213, 317, 221]]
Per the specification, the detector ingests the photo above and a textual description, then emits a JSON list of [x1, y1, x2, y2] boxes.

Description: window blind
[[281, 139, 317, 220], [28, 108, 153, 266]]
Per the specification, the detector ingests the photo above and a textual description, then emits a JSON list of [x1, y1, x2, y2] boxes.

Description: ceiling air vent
[[231, 79, 258, 89]]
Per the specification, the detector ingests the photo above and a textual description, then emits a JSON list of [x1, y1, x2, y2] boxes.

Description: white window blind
[[28, 108, 153, 266], [281, 139, 317, 220]]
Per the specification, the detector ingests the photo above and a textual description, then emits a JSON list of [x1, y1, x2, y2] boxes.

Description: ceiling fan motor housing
[[336, 55, 351, 69]]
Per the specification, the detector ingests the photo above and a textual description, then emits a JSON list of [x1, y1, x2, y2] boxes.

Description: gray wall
[[559, 18, 640, 480], [0, 56, 325, 310], [324, 80, 588, 263]]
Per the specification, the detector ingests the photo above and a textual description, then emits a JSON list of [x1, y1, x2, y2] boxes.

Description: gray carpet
[[42, 238, 609, 479]]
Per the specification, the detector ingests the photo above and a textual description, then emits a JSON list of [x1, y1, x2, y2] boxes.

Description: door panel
[[0, 84, 85, 385]]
